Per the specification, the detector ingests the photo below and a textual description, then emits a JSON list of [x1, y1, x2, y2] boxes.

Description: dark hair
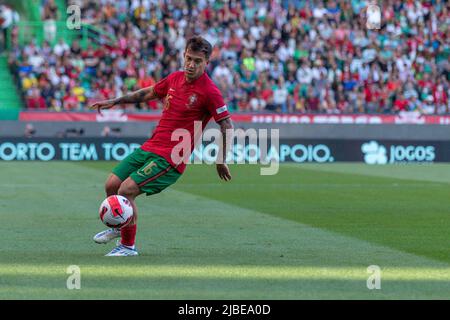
[[185, 36, 212, 60]]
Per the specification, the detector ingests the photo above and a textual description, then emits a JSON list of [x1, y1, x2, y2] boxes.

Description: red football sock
[[121, 224, 137, 248]]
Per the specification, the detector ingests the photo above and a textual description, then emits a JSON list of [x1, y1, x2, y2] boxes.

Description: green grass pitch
[[0, 161, 449, 299]]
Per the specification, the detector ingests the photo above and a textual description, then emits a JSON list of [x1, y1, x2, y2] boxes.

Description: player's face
[[184, 49, 208, 81]]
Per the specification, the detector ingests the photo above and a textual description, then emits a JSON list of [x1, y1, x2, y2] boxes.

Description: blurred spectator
[[101, 125, 122, 137], [306, 86, 320, 112], [212, 59, 233, 86], [249, 88, 267, 111], [24, 123, 36, 138], [272, 77, 289, 113], [26, 88, 46, 109], [63, 87, 80, 111], [54, 38, 69, 56], [42, 0, 58, 42], [7, 0, 450, 115], [394, 93, 409, 113], [0, 4, 19, 52]]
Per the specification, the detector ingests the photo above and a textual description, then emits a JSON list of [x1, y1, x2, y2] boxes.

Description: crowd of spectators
[[6, 0, 450, 114]]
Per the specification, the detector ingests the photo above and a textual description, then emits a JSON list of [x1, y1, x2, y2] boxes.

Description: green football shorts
[[112, 148, 181, 196]]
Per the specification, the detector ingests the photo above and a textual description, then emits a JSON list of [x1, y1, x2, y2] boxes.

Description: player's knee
[[118, 187, 139, 199], [105, 175, 122, 196], [118, 180, 140, 199]]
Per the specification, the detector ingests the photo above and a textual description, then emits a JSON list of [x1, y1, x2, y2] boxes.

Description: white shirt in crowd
[[313, 6, 327, 19], [273, 86, 288, 105], [212, 64, 233, 86], [296, 66, 313, 84], [276, 43, 292, 62], [249, 97, 266, 111], [1, 5, 19, 29], [255, 56, 270, 73], [54, 41, 70, 56]]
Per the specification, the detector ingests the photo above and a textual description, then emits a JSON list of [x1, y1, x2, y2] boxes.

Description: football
[[99, 195, 133, 228]]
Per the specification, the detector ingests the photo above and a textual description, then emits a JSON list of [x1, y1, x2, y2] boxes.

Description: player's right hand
[[216, 163, 232, 182], [89, 100, 116, 113]]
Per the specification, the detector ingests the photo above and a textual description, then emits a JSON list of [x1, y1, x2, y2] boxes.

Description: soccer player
[[89, 36, 233, 256]]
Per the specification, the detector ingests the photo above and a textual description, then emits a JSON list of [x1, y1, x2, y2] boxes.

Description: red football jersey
[[141, 71, 230, 173]]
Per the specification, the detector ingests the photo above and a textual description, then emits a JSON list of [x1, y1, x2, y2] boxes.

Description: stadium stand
[[0, 3, 21, 114], [2, 0, 450, 114]]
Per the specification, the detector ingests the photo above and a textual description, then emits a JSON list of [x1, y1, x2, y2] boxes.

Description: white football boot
[[93, 228, 121, 244], [105, 244, 139, 256]]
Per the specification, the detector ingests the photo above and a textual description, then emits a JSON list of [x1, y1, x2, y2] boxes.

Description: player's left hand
[[216, 163, 232, 181], [89, 99, 116, 114]]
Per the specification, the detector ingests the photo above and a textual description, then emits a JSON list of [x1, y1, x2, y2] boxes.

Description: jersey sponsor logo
[[216, 105, 228, 114]]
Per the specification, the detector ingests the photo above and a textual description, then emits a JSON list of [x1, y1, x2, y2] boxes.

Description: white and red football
[[99, 195, 133, 228]]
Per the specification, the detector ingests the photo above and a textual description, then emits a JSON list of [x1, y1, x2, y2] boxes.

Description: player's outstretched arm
[[89, 86, 158, 113], [216, 117, 233, 182]]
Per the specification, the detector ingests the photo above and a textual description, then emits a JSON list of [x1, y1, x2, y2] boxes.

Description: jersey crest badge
[[186, 94, 198, 108]]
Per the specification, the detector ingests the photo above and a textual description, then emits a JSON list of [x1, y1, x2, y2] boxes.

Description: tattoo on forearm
[[115, 88, 151, 104]]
